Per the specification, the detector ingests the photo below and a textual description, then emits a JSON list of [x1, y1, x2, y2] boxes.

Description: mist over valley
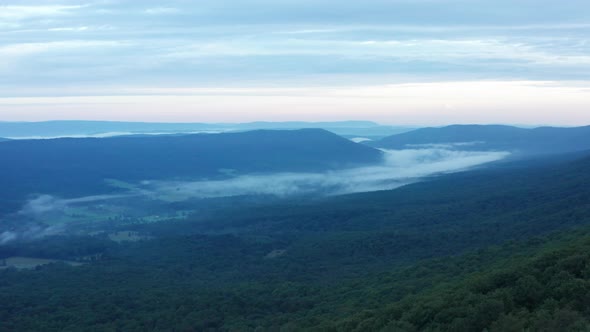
[[2, 0, 590, 329], [0, 126, 513, 245]]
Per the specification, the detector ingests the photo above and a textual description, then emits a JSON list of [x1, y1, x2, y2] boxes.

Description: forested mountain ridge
[[2, 151, 590, 331], [328, 228, 590, 331], [0, 129, 382, 178], [370, 124, 590, 155], [0, 129, 382, 214], [0, 120, 412, 139], [170, 152, 590, 240], [0, 120, 369, 136]]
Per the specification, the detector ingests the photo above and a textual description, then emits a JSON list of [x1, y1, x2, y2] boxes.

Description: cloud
[[0, 1, 588, 123], [144, 148, 510, 199], [19, 195, 66, 217], [0, 192, 133, 245], [144, 7, 179, 15], [13, 148, 510, 209], [273, 23, 590, 36], [0, 225, 65, 246], [168, 38, 590, 67], [405, 141, 485, 149], [19, 193, 130, 218], [0, 5, 85, 21], [47, 26, 90, 32], [4, 130, 227, 140], [0, 40, 126, 56], [0, 231, 18, 245], [0, 40, 131, 75], [1, 147, 508, 244], [1, 81, 588, 125], [350, 137, 372, 143]]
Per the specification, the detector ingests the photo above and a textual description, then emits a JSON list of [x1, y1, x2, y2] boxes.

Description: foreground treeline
[[331, 231, 590, 331], [3, 229, 590, 331], [1, 154, 590, 331]]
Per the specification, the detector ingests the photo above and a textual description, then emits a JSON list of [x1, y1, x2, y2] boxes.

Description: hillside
[[1, 151, 590, 330], [148, 151, 590, 268], [331, 229, 590, 331], [370, 124, 590, 155], [0, 129, 382, 213]]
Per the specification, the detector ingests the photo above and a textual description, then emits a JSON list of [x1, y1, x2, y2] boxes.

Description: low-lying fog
[[146, 148, 509, 198], [1, 147, 509, 244]]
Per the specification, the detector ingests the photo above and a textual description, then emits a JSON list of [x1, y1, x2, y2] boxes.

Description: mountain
[[2, 150, 590, 331], [0, 120, 413, 140], [167, 151, 590, 260], [370, 124, 590, 155], [330, 227, 590, 331], [0, 129, 382, 214]]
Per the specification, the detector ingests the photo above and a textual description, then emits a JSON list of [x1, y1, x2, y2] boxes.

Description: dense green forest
[[3, 228, 590, 330], [1, 152, 590, 330]]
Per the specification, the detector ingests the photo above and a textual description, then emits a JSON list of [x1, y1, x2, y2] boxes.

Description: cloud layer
[[0, 1, 589, 124], [0, 147, 509, 245], [15, 148, 510, 209], [145, 148, 510, 199], [2, 81, 587, 125], [18, 194, 130, 218]]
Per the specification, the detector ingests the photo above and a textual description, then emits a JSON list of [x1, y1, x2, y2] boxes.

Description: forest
[[1, 151, 590, 331], [2, 0, 589, 329]]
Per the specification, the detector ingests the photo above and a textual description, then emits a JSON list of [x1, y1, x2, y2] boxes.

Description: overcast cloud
[[0, 1, 589, 124]]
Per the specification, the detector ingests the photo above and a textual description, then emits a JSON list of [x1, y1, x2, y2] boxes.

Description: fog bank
[[0, 148, 509, 245], [146, 148, 510, 199]]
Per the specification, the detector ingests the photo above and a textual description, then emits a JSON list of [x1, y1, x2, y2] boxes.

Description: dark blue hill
[[0, 129, 382, 213], [370, 124, 590, 155]]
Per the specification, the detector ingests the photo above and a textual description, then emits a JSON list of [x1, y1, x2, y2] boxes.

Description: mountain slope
[[370, 124, 590, 155], [0, 129, 382, 213], [2, 152, 590, 331], [332, 229, 590, 332], [160, 151, 590, 268]]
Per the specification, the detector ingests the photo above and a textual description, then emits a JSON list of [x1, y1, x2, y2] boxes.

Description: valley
[[1, 125, 590, 331], [2, 0, 589, 329]]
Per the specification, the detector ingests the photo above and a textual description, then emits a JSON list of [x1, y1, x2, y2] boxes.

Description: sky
[[0, 0, 589, 125]]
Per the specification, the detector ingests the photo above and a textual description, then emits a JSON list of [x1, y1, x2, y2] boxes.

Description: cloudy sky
[[0, 0, 589, 125]]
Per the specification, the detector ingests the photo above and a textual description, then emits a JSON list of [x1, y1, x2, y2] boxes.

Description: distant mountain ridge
[[0, 129, 382, 213], [370, 124, 590, 155], [0, 120, 413, 139]]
